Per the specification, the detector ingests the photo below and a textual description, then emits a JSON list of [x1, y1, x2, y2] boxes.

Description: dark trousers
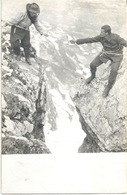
[[10, 26, 31, 58], [90, 53, 123, 90]]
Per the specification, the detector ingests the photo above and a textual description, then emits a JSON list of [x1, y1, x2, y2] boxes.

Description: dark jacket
[[76, 33, 127, 53]]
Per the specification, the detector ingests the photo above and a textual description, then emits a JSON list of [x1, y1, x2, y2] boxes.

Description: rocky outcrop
[[2, 20, 127, 154], [71, 54, 127, 152], [2, 136, 50, 154], [2, 23, 51, 154]]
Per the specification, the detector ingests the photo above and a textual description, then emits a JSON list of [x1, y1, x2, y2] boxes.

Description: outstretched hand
[[70, 40, 76, 44]]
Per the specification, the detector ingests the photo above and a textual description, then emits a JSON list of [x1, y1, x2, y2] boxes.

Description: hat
[[27, 3, 40, 14]]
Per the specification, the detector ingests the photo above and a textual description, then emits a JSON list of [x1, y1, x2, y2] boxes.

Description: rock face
[[2, 136, 51, 154], [2, 23, 51, 154], [71, 55, 127, 152], [2, 16, 127, 154]]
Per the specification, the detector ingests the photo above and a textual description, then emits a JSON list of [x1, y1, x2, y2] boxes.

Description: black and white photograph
[[1, 0, 127, 193]]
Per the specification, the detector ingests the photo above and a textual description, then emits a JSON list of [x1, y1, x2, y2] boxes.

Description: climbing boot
[[86, 75, 95, 84], [102, 86, 110, 98], [25, 57, 32, 65]]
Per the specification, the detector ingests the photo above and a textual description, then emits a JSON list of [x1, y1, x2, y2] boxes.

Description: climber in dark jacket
[[6, 3, 47, 65], [70, 25, 127, 97]]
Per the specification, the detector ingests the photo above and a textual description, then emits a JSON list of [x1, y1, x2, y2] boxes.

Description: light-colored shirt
[[7, 11, 43, 35]]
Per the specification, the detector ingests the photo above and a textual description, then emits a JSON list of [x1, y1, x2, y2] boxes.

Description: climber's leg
[[86, 54, 103, 84], [21, 31, 31, 65], [102, 57, 123, 97]]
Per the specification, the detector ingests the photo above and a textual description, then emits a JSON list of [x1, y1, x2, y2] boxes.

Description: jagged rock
[[2, 66, 13, 78], [2, 26, 50, 153], [2, 116, 15, 134], [32, 123, 45, 142], [2, 115, 28, 136], [2, 136, 51, 154], [24, 121, 33, 133], [13, 121, 27, 136], [78, 136, 101, 153], [71, 56, 127, 152], [2, 59, 9, 66], [3, 34, 10, 41], [1, 36, 6, 44], [2, 95, 7, 109], [4, 94, 30, 121]]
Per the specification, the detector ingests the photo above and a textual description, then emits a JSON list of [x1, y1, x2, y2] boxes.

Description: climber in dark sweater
[[6, 3, 47, 65], [70, 25, 127, 97]]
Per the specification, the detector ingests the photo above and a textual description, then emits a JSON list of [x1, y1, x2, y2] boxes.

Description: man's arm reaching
[[70, 35, 101, 44], [34, 20, 48, 36]]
